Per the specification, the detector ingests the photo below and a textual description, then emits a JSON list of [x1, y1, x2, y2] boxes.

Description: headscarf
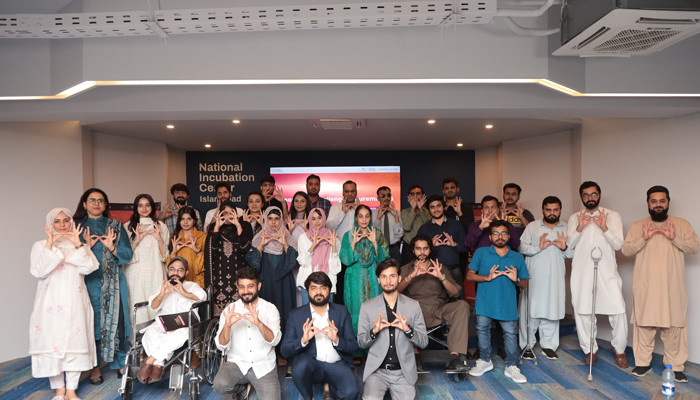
[[306, 208, 332, 274], [252, 206, 298, 255], [46, 207, 73, 233], [352, 208, 388, 267]]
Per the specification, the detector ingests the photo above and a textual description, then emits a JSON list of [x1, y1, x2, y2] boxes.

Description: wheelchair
[[118, 289, 224, 400]]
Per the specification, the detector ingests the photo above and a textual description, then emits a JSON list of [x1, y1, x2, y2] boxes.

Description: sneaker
[[522, 349, 535, 360], [630, 365, 652, 377], [675, 371, 689, 383], [542, 348, 558, 360], [468, 359, 494, 377], [505, 365, 528, 384], [446, 354, 469, 373]]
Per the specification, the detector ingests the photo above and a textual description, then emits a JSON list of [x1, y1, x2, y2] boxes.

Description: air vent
[[309, 119, 366, 130], [592, 28, 681, 52], [636, 17, 699, 25]]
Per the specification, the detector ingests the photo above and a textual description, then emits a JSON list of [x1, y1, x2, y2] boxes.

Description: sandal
[[51, 396, 65, 400]]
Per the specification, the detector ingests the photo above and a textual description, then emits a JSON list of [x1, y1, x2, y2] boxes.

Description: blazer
[[357, 293, 428, 385], [280, 302, 358, 368]]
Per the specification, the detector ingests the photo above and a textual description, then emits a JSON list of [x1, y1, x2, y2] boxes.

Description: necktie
[[383, 211, 391, 244]]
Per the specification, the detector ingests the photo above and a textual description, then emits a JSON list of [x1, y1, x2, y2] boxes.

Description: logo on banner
[[198, 162, 255, 203]]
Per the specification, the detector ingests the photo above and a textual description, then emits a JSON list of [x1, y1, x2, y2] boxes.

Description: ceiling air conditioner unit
[[553, 0, 700, 57]]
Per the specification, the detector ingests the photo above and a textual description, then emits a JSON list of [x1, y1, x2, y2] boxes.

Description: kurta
[[246, 247, 298, 334], [29, 239, 99, 378], [518, 220, 574, 320], [124, 218, 170, 325], [621, 216, 700, 327], [296, 234, 342, 293], [567, 208, 625, 315], [167, 229, 206, 287]]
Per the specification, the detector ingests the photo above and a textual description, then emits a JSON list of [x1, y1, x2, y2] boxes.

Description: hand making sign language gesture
[[391, 310, 411, 332], [575, 209, 593, 232], [342, 198, 360, 213], [273, 186, 285, 205], [243, 209, 263, 226], [301, 317, 321, 345], [82, 226, 117, 253], [591, 207, 609, 232], [483, 264, 520, 283], [642, 218, 676, 240], [223, 304, 245, 328], [371, 312, 392, 335], [445, 196, 463, 216], [551, 231, 569, 250]]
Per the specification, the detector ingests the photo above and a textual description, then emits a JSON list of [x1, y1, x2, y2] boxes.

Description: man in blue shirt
[[467, 220, 529, 384]]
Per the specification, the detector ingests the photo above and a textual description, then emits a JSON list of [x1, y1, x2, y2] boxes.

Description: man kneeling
[[138, 257, 207, 383], [281, 272, 359, 400]]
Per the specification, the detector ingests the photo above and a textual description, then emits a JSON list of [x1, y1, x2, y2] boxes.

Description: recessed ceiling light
[[457, 143, 463, 147], [427, 119, 436, 124], [204, 144, 211, 148], [485, 124, 493, 129], [166, 124, 175, 129], [232, 119, 241, 124]]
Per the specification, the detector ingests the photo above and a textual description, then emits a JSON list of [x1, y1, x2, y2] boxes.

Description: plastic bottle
[[662, 364, 675, 397]]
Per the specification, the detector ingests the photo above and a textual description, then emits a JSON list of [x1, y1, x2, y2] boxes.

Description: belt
[[383, 364, 401, 370]]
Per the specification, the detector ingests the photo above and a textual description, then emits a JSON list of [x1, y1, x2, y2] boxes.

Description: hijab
[[251, 206, 298, 255], [46, 207, 73, 232], [306, 208, 332, 273]]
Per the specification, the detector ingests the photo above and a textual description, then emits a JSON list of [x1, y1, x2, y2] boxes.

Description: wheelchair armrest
[[134, 301, 150, 309]]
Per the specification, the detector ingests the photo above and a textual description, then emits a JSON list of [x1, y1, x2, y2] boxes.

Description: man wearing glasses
[[566, 181, 628, 369], [373, 186, 404, 262]]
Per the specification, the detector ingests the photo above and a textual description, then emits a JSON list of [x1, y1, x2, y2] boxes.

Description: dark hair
[[503, 183, 522, 195], [260, 175, 276, 185], [426, 194, 445, 208], [343, 180, 357, 189], [306, 174, 321, 184], [207, 200, 238, 232], [410, 234, 433, 257], [489, 219, 510, 233], [354, 204, 371, 220], [304, 271, 333, 291], [289, 191, 312, 218], [442, 177, 459, 187], [169, 206, 200, 252], [128, 194, 158, 240], [170, 183, 190, 196], [236, 267, 260, 283], [407, 184, 424, 195], [481, 195, 500, 208], [542, 196, 562, 209], [214, 182, 232, 193], [579, 181, 601, 196], [74, 188, 110, 220], [647, 185, 670, 202], [376, 258, 400, 277], [246, 190, 264, 204], [376, 186, 391, 196]]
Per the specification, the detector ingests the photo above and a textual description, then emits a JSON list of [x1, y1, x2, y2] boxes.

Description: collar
[[431, 216, 446, 225], [309, 303, 330, 317], [487, 244, 512, 257]]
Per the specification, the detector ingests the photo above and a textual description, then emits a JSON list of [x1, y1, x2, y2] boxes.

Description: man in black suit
[[281, 272, 359, 400]]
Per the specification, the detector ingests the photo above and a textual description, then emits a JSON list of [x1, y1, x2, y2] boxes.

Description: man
[[442, 177, 475, 232], [159, 183, 202, 235], [138, 257, 207, 383], [465, 195, 520, 250], [622, 186, 699, 381], [467, 220, 529, 384], [327, 180, 360, 305], [281, 272, 359, 400], [203, 182, 243, 232], [502, 183, 535, 237], [417, 195, 467, 295], [398, 235, 470, 372], [306, 174, 332, 217], [260, 175, 288, 218], [400, 185, 430, 265], [567, 181, 628, 368], [372, 186, 404, 262], [213, 267, 282, 400], [517, 196, 573, 360], [358, 259, 428, 400]]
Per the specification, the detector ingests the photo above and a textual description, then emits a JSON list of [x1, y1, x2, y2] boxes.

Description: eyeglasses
[[378, 193, 392, 198], [582, 193, 600, 200], [491, 231, 509, 237], [87, 198, 105, 205]]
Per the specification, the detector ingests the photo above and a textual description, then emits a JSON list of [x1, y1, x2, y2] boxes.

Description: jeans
[[476, 315, 518, 367], [300, 288, 334, 306]]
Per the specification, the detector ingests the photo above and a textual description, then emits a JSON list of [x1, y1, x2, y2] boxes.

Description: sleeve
[[190, 284, 207, 302], [159, 222, 170, 263], [375, 235, 390, 262], [66, 245, 100, 275], [204, 210, 214, 233], [263, 303, 282, 346], [29, 241, 63, 279], [336, 306, 359, 355], [468, 248, 482, 272], [326, 205, 345, 231], [236, 221, 254, 254], [192, 235, 207, 288], [518, 224, 541, 256], [339, 231, 359, 265], [453, 223, 467, 253], [245, 247, 263, 270], [115, 224, 135, 266], [602, 209, 624, 251], [214, 308, 231, 352], [409, 303, 429, 349], [296, 234, 313, 268], [671, 218, 700, 255], [392, 214, 404, 242], [524, 209, 535, 222], [148, 291, 162, 312], [275, 247, 298, 281], [566, 214, 582, 249], [329, 238, 342, 277], [621, 221, 646, 257], [464, 222, 482, 249], [402, 209, 416, 231], [507, 223, 521, 250], [280, 311, 302, 359], [123, 222, 139, 265], [356, 302, 376, 349]]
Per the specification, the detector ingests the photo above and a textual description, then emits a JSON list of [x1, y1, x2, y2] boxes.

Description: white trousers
[[574, 310, 628, 354], [49, 371, 80, 390], [142, 324, 189, 366], [519, 316, 560, 351]]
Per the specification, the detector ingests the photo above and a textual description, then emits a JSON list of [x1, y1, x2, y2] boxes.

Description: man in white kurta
[[518, 197, 574, 359], [139, 257, 207, 383], [566, 182, 628, 368]]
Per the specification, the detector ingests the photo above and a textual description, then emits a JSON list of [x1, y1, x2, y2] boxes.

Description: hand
[[432, 234, 446, 247], [214, 210, 225, 231], [443, 232, 456, 247], [152, 223, 163, 242], [99, 227, 117, 251], [242, 303, 260, 326], [539, 233, 552, 250], [366, 227, 377, 245], [376, 205, 386, 220], [642, 220, 654, 241], [388, 202, 399, 218], [301, 318, 320, 344], [660, 219, 676, 240], [486, 265, 501, 282], [372, 312, 391, 335], [45, 224, 58, 248], [132, 224, 145, 244], [159, 279, 174, 297], [592, 208, 609, 232], [172, 280, 189, 296], [224, 305, 244, 327], [514, 203, 525, 220], [257, 229, 273, 251], [552, 231, 568, 250], [407, 195, 417, 211], [231, 212, 241, 228], [351, 227, 363, 246], [183, 237, 197, 251], [311, 230, 321, 250], [67, 222, 84, 246], [83, 227, 100, 248], [416, 194, 427, 210], [410, 263, 428, 280], [503, 266, 519, 282], [500, 203, 508, 219], [328, 230, 338, 253], [427, 259, 443, 279], [576, 209, 592, 232], [478, 214, 493, 230], [273, 186, 285, 203], [391, 310, 410, 332], [286, 215, 297, 231], [321, 319, 340, 344], [243, 209, 252, 223], [171, 237, 183, 253], [274, 231, 288, 250]]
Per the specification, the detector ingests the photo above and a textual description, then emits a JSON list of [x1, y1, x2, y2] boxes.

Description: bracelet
[[440, 274, 446, 282], [406, 275, 412, 284], [75, 243, 84, 249]]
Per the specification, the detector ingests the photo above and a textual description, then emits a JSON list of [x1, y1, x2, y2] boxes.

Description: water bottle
[[662, 364, 675, 397]]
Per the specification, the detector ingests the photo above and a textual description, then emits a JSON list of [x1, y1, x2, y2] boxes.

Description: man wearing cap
[[137, 257, 207, 384]]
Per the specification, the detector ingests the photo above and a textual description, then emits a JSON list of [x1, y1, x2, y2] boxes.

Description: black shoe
[[542, 348, 558, 360], [498, 347, 507, 360], [116, 370, 123, 379], [445, 354, 469, 373], [675, 371, 689, 383], [89, 375, 103, 385], [522, 349, 535, 360], [630, 365, 651, 377]]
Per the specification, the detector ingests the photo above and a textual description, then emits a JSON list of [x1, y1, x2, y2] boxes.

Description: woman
[[204, 200, 253, 316], [296, 208, 340, 305], [123, 194, 169, 325], [73, 188, 133, 383], [286, 191, 311, 241], [243, 190, 265, 236], [30, 208, 99, 400], [340, 205, 389, 336], [167, 206, 206, 287]]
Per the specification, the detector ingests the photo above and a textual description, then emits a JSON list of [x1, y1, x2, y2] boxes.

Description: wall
[[0, 121, 84, 362], [475, 146, 501, 200]]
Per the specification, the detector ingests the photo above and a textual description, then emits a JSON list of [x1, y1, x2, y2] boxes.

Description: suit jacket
[[280, 303, 357, 368], [357, 293, 428, 384]]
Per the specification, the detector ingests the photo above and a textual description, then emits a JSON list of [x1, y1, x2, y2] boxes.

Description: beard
[[648, 207, 669, 222], [240, 291, 259, 304], [174, 196, 187, 206], [493, 240, 507, 249], [584, 198, 600, 210], [382, 284, 398, 294], [309, 293, 329, 307], [168, 274, 183, 285], [544, 214, 560, 224]]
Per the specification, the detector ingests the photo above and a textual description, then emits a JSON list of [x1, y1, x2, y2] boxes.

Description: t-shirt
[[469, 245, 528, 321], [503, 209, 535, 238]]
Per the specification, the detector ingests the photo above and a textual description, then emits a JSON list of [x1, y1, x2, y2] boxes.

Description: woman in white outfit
[[296, 208, 341, 304]]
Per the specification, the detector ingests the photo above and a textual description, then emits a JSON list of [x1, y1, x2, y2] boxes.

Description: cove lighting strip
[[1, 78, 700, 101]]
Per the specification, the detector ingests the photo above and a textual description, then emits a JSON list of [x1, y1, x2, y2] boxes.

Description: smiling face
[[248, 194, 263, 213], [293, 194, 307, 214], [53, 213, 72, 233], [180, 213, 194, 231], [428, 200, 444, 220], [84, 192, 106, 218], [356, 207, 371, 229], [237, 278, 261, 304], [173, 190, 188, 205], [137, 197, 152, 218], [311, 210, 324, 230]]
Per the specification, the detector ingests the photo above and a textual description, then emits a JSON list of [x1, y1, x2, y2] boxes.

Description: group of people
[[29, 173, 698, 400]]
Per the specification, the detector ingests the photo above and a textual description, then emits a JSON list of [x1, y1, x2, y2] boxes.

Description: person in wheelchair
[[397, 234, 470, 373], [137, 257, 207, 384]]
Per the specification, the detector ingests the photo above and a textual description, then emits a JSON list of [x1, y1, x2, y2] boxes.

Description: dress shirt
[[215, 298, 282, 378], [148, 281, 207, 322], [300, 304, 341, 363], [204, 206, 244, 232], [401, 207, 430, 244], [380, 298, 400, 367], [372, 208, 404, 245], [416, 218, 466, 266], [163, 205, 202, 236], [326, 203, 356, 242], [310, 197, 332, 217]]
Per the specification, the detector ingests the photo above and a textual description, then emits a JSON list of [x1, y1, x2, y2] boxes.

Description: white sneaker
[[468, 359, 494, 377], [505, 365, 527, 383]]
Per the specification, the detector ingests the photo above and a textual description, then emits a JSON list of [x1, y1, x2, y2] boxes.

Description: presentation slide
[[270, 166, 401, 210]]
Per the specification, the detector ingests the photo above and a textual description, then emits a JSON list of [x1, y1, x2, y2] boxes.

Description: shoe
[[522, 349, 535, 360], [468, 359, 494, 377], [149, 365, 164, 382], [542, 348, 558, 360], [89, 375, 103, 385], [233, 383, 252, 400], [498, 347, 508, 360], [631, 365, 651, 377], [505, 365, 528, 384], [466, 349, 480, 360], [675, 371, 689, 383], [445, 354, 469, 373], [137, 363, 153, 384], [322, 390, 333, 400], [613, 348, 629, 368], [51, 396, 65, 400], [116, 369, 123, 379], [584, 352, 597, 366], [191, 353, 201, 369]]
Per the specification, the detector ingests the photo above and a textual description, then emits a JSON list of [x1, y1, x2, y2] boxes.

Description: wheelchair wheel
[[120, 379, 133, 400], [202, 318, 222, 385], [189, 379, 199, 400]]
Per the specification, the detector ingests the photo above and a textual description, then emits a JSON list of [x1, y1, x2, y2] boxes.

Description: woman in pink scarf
[[296, 208, 340, 305]]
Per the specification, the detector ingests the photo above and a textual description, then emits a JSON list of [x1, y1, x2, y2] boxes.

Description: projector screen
[[270, 166, 401, 210]]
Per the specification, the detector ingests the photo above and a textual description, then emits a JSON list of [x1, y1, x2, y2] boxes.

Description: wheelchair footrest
[[169, 364, 184, 391]]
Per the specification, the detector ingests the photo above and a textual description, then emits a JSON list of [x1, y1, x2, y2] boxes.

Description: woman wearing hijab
[[30, 208, 99, 400], [203, 200, 253, 316], [73, 188, 133, 384], [167, 206, 206, 287], [296, 208, 340, 304]]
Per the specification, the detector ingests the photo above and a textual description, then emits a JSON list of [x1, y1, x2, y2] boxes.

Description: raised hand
[[660, 219, 676, 240], [274, 186, 285, 203], [503, 266, 519, 282], [257, 230, 273, 251], [300, 216, 309, 231], [83, 227, 99, 248], [45, 224, 57, 248], [172, 280, 189, 296], [224, 306, 244, 327], [99, 227, 117, 251], [68, 222, 84, 246], [159, 279, 174, 297], [432, 234, 445, 247], [391, 310, 410, 332], [443, 232, 456, 247], [322, 319, 340, 344], [486, 265, 501, 282], [478, 214, 493, 230], [553, 231, 568, 250], [301, 318, 320, 344], [576, 209, 592, 232], [275, 231, 288, 250], [592, 208, 609, 231], [213, 210, 225, 231], [539, 233, 552, 250], [642, 220, 654, 240], [132, 223, 145, 244], [171, 237, 183, 254], [184, 237, 197, 251], [286, 215, 296, 231], [388, 202, 399, 218], [351, 227, 362, 247], [372, 312, 391, 335], [417, 194, 427, 210], [367, 227, 377, 245], [427, 259, 443, 279], [328, 230, 338, 253], [152, 222, 163, 242], [515, 203, 525, 220], [242, 302, 261, 326], [243, 209, 252, 223], [407, 195, 417, 211]]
